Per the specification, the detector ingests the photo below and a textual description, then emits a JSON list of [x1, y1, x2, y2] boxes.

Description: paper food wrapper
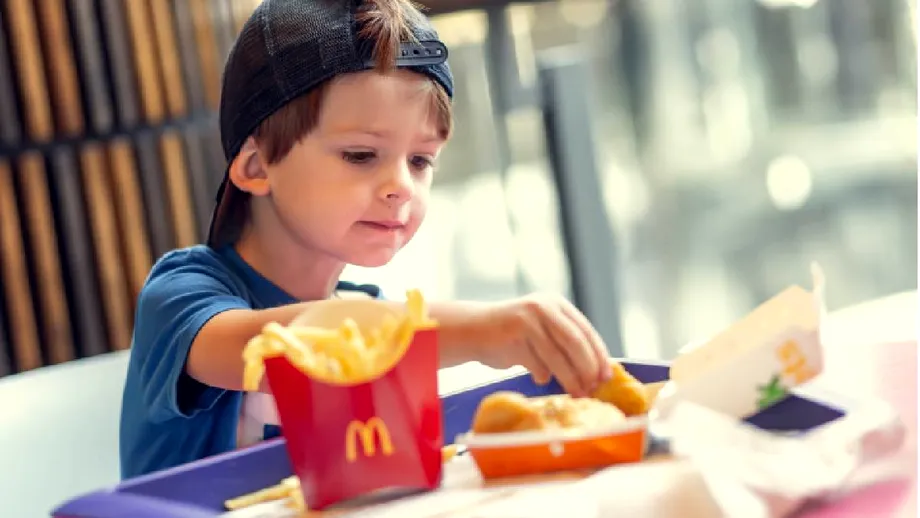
[[660, 399, 908, 518], [265, 299, 443, 511], [655, 263, 828, 421]]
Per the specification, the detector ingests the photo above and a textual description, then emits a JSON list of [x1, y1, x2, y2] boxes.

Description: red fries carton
[[258, 299, 443, 510]]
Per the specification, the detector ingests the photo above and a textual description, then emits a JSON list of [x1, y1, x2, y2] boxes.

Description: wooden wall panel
[[0, 0, 247, 375]]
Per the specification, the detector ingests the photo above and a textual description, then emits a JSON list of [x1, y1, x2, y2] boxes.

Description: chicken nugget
[[591, 360, 651, 416], [471, 391, 548, 434]]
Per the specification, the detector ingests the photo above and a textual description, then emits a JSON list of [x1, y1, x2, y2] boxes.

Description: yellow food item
[[470, 360, 659, 436], [442, 444, 460, 463], [471, 391, 626, 434], [241, 290, 436, 389], [591, 360, 651, 416], [225, 444, 461, 512], [224, 475, 301, 511]]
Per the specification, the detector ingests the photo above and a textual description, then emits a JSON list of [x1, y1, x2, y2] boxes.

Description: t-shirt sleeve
[[132, 261, 251, 424]]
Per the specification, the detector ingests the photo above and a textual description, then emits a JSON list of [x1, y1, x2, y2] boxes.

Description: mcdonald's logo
[[776, 340, 816, 384], [345, 417, 395, 462]]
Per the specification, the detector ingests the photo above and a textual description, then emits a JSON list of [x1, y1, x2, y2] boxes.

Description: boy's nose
[[378, 161, 414, 202]]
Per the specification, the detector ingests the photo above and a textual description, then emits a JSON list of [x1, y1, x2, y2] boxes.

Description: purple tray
[[53, 361, 844, 518]]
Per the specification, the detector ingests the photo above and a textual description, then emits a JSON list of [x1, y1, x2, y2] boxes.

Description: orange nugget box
[[454, 363, 654, 480], [241, 292, 443, 510], [461, 417, 648, 479]]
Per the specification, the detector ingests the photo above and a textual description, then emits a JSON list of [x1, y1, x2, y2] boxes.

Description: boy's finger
[[526, 340, 552, 385], [560, 300, 611, 382], [540, 307, 598, 395], [527, 317, 584, 396]]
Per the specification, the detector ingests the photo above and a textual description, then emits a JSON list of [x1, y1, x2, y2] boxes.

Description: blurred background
[[0, 0, 916, 376], [355, 0, 919, 359]]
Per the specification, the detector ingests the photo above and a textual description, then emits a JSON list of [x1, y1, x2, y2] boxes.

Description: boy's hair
[[208, 0, 454, 248]]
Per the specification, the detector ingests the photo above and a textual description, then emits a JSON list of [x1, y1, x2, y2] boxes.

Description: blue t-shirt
[[119, 245, 380, 479]]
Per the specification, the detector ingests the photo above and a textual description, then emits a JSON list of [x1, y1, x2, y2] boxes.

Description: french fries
[[230, 290, 441, 513], [226, 443, 464, 513], [224, 476, 301, 511], [241, 289, 436, 390]]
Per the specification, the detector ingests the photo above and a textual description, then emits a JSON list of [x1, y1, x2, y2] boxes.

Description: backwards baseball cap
[[206, 0, 453, 248]]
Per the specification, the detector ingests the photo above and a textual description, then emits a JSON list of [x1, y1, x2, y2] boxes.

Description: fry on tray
[[225, 443, 462, 512], [224, 475, 301, 511], [442, 444, 460, 463]]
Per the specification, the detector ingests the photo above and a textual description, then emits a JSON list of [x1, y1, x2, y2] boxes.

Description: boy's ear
[[229, 137, 271, 196]]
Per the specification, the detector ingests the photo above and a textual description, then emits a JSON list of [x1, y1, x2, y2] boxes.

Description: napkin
[[661, 398, 908, 518]]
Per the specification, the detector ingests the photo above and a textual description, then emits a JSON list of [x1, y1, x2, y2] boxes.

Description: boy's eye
[[409, 156, 434, 170], [342, 151, 375, 164]]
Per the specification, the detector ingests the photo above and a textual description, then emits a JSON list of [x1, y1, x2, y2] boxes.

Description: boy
[[119, 0, 612, 479]]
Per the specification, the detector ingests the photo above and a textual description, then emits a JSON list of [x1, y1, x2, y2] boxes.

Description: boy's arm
[[187, 300, 491, 392]]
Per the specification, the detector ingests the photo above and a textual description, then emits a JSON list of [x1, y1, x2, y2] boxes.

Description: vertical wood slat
[[161, 131, 200, 247], [135, 131, 176, 258], [48, 146, 109, 358], [80, 144, 134, 351], [17, 152, 75, 365], [5, 0, 54, 141], [0, 160, 43, 372], [123, 0, 167, 123], [99, 0, 141, 128], [108, 138, 154, 300], [0, 6, 22, 145], [189, 0, 222, 110], [69, 0, 116, 134], [149, 0, 189, 118], [211, 0, 236, 62], [172, 0, 208, 113], [35, 0, 86, 136], [183, 126, 217, 238]]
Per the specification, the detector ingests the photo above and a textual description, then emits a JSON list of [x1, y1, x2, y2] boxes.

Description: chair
[[0, 351, 130, 518]]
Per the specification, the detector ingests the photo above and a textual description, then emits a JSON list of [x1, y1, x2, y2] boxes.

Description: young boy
[[119, 0, 612, 479]]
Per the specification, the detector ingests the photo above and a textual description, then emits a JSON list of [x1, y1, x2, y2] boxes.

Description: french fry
[[441, 444, 460, 463], [242, 290, 436, 389], [225, 445, 460, 512], [224, 476, 301, 511]]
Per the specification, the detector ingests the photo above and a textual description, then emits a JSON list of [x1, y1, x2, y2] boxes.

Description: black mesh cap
[[206, 0, 453, 248]]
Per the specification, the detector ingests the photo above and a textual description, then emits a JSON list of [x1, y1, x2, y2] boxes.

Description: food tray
[[52, 360, 845, 518]]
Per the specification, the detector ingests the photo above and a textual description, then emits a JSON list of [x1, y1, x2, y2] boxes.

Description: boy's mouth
[[357, 220, 406, 231]]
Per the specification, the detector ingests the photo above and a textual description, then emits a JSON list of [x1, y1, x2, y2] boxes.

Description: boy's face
[[244, 70, 446, 268]]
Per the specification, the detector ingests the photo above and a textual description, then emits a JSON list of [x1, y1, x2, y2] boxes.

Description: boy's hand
[[470, 294, 612, 397]]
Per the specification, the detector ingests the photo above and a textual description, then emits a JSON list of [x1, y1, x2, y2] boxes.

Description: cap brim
[[206, 170, 246, 249]]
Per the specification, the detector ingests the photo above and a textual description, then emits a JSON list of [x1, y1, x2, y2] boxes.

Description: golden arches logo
[[345, 417, 395, 462], [776, 340, 816, 384]]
